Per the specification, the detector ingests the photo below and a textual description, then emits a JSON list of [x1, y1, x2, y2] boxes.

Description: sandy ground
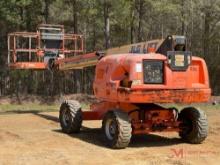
[[0, 109, 220, 165]]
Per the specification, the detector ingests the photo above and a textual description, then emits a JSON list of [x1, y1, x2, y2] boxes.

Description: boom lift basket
[[8, 24, 84, 69]]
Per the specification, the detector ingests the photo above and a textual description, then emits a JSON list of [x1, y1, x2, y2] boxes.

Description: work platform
[[8, 24, 83, 70]]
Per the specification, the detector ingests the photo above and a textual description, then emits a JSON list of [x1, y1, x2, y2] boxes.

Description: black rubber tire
[[178, 107, 208, 144], [59, 100, 82, 134], [102, 110, 132, 149]]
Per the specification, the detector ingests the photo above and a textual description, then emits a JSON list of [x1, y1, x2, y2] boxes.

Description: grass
[[0, 103, 59, 114], [0, 102, 90, 114], [0, 102, 219, 114]]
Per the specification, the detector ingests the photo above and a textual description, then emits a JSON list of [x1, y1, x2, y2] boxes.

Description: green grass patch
[[0, 104, 59, 114], [0, 103, 219, 114], [0, 102, 90, 114]]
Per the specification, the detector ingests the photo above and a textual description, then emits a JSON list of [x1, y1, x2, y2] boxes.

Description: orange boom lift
[[8, 24, 211, 149]]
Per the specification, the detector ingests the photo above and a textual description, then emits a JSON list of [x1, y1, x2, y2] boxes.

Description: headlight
[[143, 60, 164, 84]]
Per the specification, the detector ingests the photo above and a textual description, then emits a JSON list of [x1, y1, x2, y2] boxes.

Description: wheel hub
[[105, 119, 117, 140], [62, 108, 71, 126]]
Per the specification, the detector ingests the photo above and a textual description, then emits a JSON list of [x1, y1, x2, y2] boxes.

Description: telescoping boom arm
[[7, 24, 187, 71]]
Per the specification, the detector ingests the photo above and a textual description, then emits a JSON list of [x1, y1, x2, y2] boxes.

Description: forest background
[[0, 0, 219, 97]]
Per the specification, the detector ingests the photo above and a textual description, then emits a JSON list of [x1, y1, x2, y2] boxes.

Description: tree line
[[0, 0, 220, 96]]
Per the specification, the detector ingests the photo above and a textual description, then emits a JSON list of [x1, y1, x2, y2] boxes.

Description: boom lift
[[8, 24, 211, 149]]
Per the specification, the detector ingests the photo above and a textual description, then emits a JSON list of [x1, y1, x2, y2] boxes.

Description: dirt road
[[0, 109, 220, 165]]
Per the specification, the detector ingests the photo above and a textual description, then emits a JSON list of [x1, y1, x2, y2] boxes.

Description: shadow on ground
[[32, 112, 183, 148], [0, 110, 183, 148]]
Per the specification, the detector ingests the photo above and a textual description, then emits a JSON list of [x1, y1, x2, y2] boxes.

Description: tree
[[103, 0, 111, 49]]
